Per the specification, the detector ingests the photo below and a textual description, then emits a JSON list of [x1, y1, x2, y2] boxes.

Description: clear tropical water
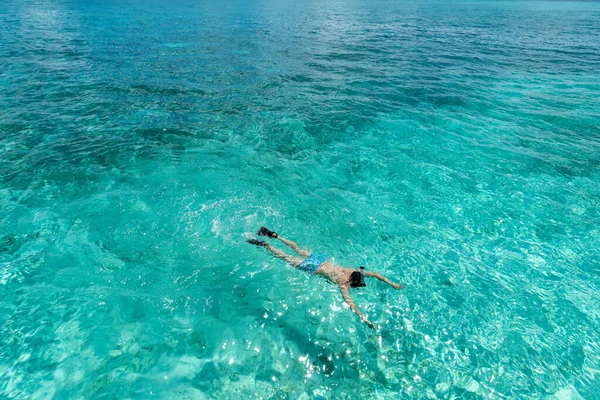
[[1, 0, 600, 398]]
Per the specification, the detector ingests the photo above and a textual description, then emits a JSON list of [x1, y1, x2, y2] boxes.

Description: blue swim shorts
[[299, 252, 326, 274]]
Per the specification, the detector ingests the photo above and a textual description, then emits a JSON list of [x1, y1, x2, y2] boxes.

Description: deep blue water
[[1, 0, 600, 398]]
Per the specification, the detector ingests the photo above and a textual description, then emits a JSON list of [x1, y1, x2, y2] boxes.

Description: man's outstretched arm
[[340, 286, 374, 329], [364, 271, 404, 289]]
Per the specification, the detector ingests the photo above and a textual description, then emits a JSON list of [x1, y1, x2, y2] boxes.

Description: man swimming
[[247, 227, 404, 329]]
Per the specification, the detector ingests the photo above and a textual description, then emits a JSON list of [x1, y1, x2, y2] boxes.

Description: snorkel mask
[[350, 266, 367, 288]]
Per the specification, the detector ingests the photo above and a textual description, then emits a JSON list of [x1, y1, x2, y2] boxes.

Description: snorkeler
[[247, 227, 404, 329]]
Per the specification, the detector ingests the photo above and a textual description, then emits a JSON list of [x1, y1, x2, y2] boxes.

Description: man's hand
[[392, 283, 405, 290], [363, 318, 375, 329]]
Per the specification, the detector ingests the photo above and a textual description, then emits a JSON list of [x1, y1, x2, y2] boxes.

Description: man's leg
[[256, 227, 310, 258], [276, 236, 311, 258], [265, 243, 303, 267], [364, 271, 404, 289]]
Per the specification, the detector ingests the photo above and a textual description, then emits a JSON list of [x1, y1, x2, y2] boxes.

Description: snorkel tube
[[358, 266, 366, 287]]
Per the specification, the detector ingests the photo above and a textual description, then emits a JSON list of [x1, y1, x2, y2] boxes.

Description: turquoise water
[[1, 0, 600, 398]]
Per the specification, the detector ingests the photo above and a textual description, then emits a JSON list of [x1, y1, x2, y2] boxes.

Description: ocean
[[1, 0, 599, 398]]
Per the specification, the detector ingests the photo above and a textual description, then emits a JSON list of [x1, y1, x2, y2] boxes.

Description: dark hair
[[350, 271, 365, 288]]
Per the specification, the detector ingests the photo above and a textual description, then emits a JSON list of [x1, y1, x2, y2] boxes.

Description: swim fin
[[247, 238, 267, 247], [257, 227, 277, 238]]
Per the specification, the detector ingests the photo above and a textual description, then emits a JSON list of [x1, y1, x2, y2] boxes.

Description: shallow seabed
[[1, 0, 600, 398]]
